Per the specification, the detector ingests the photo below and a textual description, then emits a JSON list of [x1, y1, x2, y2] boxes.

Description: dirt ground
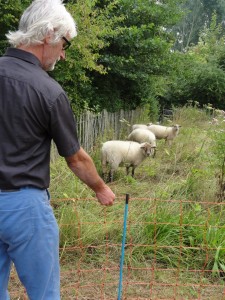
[[8, 263, 225, 300]]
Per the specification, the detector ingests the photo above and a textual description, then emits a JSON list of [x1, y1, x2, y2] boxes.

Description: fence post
[[117, 193, 129, 300]]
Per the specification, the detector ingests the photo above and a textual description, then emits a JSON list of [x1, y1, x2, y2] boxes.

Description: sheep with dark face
[[101, 140, 154, 182]]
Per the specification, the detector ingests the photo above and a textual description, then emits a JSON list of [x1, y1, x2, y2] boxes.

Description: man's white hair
[[6, 0, 77, 47]]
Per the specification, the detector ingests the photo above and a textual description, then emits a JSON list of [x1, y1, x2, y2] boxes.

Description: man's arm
[[65, 147, 115, 206]]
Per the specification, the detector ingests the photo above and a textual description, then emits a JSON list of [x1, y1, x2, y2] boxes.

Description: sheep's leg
[[109, 162, 119, 182], [126, 166, 130, 175], [102, 172, 107, 182], [166, 139, 172, 146], [101, 156, 108, 181], [152, 148, 156, 157], [131, 167, 135, 177], [108, 169, 114, 182]]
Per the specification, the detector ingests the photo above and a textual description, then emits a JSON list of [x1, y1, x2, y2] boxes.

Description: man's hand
[[96, 185, 115, 206]]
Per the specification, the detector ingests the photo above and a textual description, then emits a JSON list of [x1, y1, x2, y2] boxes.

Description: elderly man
[[0, 0, 115, 299]]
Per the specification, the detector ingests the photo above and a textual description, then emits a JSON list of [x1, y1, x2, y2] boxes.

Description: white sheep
[[148, 124, 181, 145], [101, 140, 154, 182], [131, 123, 153, 131], [127, 128, 156, 156], [210, 118, 219, 125], [214, 109, 225, 117]]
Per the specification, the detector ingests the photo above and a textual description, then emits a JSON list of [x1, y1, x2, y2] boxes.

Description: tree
[[161, 13, 225, 109], [53, 0, 122, 114], [0, 0, 30, 55], [172, 0, 225, 52], [83, 0, 183, 114], [0, 0, 186, 116]]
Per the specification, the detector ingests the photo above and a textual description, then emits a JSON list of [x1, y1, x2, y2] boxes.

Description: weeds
[[50, 105, 225, 280]]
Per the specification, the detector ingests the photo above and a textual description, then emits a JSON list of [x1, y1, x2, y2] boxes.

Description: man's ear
[[44, 31, 54, 45], [44, 35, 52, 45]]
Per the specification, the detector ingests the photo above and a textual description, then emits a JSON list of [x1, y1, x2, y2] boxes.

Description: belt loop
[[46, 189, 50, 200]]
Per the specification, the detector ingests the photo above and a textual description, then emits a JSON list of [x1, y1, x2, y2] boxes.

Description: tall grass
[[50, 104, 225, 279]]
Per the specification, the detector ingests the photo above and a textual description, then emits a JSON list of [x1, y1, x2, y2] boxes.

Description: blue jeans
[[0, 187, 60, 300]]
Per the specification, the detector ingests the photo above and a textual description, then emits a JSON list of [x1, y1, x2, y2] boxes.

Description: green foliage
[[181, 63, 225, 108], [0, 0, 177, 115], [191, 12, 225, 63], [172, 0, 225, 51], [160, 12, 225, 109], [210, 129, 225, 202], [0, 0, 31, 55], [53, 0, 122, 114], [50, 105, 225, 282], [86, 0, 182, 112], [1, 1, 225, 121]]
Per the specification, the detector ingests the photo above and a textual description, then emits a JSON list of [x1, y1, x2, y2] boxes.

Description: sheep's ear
[[140, 143, 147, 149], [141, 142, 151, 149]]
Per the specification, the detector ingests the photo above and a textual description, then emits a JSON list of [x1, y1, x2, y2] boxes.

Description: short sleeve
[[49, 92, 80, 157]]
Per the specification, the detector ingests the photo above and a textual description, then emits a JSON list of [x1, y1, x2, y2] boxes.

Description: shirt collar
[[4, 47, 42, 68]]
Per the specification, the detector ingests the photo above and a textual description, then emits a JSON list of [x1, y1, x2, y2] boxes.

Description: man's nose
[[60, 50, 66, 60]]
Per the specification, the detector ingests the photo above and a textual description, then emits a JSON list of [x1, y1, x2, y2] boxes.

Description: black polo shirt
[[0, 48, 80, 189]]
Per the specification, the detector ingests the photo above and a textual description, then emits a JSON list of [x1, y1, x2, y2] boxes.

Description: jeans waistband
[[0, 188, 21, 192]]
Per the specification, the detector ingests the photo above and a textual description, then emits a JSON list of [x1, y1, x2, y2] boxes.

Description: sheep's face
[[140, 143, 155, 157], [173, 124, 181, 131]]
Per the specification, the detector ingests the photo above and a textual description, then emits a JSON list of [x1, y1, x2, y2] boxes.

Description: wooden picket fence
[[51, 107, 146, 160], [76, 107, 146, 151]]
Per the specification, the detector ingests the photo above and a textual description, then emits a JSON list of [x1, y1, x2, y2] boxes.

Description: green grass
[[49, 105, 225, 297]]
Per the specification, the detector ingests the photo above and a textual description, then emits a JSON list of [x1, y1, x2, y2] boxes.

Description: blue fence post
[[117, 193, 129, 300]]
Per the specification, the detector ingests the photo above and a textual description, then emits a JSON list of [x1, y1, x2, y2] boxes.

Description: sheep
[[127, 128, 157, 156], [147, 124, 181, 146], [131, 123, 153, 131], [209, 118, 219, 125], [101, 140, 154, 182], [214, 109, 225, 117]]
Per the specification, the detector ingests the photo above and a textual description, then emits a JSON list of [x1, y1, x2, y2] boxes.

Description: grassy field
[[49, 105, 225, 299], [10, 105, 225, 299], [50, 105, 225, 202]]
